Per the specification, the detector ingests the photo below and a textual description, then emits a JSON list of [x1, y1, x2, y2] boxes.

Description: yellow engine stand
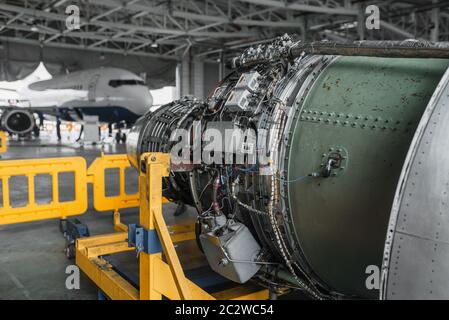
[[76, 152, 268, 300]]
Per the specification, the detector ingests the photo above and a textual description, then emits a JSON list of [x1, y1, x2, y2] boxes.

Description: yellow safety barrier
[[0, 154, 144, 226], [87, 154, 171, 232], [0, 157, 88, 225], [87, 154, 140, 232], [0, 131, 7, 154], [88, 154, 139, 212]]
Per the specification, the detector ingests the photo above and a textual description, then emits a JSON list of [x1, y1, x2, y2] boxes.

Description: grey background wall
[[0, 41, 177, 89]]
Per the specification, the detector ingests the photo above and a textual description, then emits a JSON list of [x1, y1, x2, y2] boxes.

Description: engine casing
[[0, 109, 36, 135], [127, 37, 449, 299]]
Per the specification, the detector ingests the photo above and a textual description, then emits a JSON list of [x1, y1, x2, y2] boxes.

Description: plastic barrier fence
[[0, 154, 139, 225], [0, 131, 7, 154]]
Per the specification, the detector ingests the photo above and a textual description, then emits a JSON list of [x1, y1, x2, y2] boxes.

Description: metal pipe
[[228, 39, 449, 69], [289, 40, 449, 59]]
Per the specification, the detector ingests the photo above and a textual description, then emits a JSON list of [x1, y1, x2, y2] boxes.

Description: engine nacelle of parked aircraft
[[0, 109, 36, 135]]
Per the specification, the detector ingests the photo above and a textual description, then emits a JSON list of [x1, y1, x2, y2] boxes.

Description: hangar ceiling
[[1, 1, 449, 59], [0, 0, 448, 82]]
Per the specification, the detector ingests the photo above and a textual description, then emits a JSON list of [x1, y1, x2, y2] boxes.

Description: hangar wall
[[0, 41, 176, 89], [0, 41, 223, 96], [177, 54, 220, 99]]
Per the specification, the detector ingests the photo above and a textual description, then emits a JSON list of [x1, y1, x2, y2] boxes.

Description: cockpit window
[[109, 79, 145, 87]]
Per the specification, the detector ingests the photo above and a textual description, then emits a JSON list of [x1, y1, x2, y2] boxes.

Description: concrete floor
[[0, 137, 197, 299]]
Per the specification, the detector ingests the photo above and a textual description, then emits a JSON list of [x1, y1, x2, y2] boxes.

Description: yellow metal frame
[[76, 152, 269, 300], [0, 131, 6, 154], [0, 151, 267, 300]]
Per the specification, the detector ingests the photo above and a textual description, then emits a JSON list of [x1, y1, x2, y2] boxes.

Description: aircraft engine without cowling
[[127, 36, 449, 300]]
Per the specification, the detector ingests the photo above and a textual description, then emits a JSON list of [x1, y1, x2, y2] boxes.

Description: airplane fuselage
[[27, 67, 153, 123], [0, 65, 153, 134]]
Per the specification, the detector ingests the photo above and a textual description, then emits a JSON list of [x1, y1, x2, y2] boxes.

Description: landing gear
[[34, 112, 44, 138], [33, 125, 40, 138], [115, 130, 126, 144], [76, 125, 84, 142], [56, 117, 62, 141]]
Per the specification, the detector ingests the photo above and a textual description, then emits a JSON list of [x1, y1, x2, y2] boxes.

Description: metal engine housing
[[127, 37, 449, 299]]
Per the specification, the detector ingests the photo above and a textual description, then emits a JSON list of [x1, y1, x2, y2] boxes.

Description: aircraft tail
[[20, 62, 53, 86], [0, 61, 53, 93]]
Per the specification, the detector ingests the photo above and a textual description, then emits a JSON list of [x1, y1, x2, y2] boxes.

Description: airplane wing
[[0, 88, 59, 115]]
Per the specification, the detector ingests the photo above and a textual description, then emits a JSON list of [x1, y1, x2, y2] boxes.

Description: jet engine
[[127, 36, 449, 299], [0, 109, 36, 135]]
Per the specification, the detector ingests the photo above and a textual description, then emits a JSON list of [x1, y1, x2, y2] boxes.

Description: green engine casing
[[286, 56, 449, 297]]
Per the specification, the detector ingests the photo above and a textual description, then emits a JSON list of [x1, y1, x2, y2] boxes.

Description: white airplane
[[0, 62, 153, 137]]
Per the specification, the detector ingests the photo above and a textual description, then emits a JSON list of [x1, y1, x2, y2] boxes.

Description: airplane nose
[[145, 89, 153, 106], [135, 88, 153, 114], [119, 86, 153, 116], [122, 86, 153, 116]]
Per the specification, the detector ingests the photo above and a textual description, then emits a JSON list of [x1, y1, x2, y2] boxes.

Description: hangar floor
[[0, 138, 197, 299]]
